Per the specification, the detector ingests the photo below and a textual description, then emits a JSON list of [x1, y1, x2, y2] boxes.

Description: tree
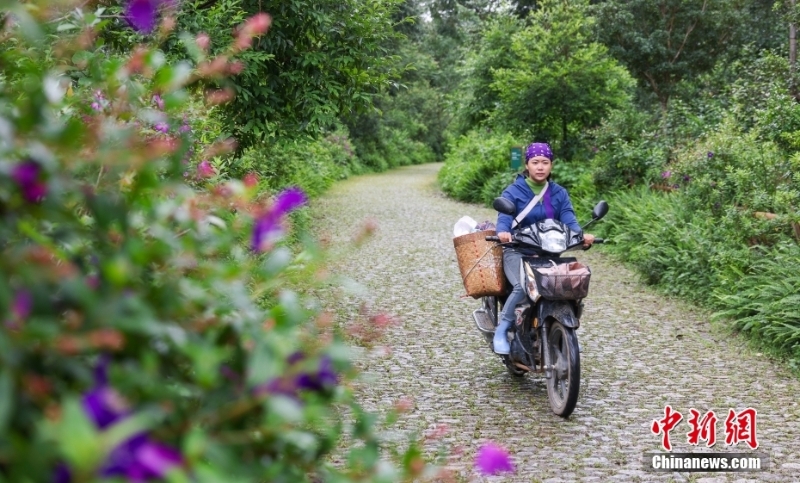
[[490, 0, 634, 156], [452, 15, 522, 134], [592, 0, 746, 112], [175, 0, 405, 148]]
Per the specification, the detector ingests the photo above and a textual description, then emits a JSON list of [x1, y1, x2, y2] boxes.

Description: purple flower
[[12, 290, 32, 320], [125, 0, 162, 33], [6, 290, 32, 329], [71, 357, 183, 481], [53, 463, 72, 483], [82, 356, 129, 429], [154, 122, 169, 134], [707, 151, 714, 159], [11, 159, 47, 202], [661, 171, 671, 179], [179, 123, 191, 133], [683, 175, 691, 182], [254, 353, 338, 399], [295, 356, 338, 392], [91, 102, 102, 111], [474, 442, 515, 476], [251, 187, 307, 252], [100, 434, 182, 481]]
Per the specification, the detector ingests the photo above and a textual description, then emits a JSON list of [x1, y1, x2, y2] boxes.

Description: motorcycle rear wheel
[[545, 320, 580, 417]]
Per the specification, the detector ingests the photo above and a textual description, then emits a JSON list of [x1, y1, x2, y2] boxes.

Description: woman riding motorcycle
[[493, 142, 595, 354]]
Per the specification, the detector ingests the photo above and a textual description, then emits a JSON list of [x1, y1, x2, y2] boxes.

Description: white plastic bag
[[453, 216, 478, 237]]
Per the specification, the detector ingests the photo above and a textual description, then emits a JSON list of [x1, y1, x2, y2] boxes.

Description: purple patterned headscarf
[[525, 142, 553, 161]]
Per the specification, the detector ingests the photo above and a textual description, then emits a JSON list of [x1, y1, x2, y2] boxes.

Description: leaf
[[0, 370, 12, 434]]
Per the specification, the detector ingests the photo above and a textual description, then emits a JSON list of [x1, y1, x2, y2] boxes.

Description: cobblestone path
[[311, 163, 800, 483]]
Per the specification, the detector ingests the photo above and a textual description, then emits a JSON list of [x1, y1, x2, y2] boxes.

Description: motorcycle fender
[[537, 299, 580, 329]]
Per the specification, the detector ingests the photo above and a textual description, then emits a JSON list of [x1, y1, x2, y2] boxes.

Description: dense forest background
[[107, 0, 798, 367], [146, 0, 798, 369]]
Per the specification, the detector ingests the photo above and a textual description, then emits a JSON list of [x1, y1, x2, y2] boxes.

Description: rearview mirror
[[492, 197, 516, 216], [592, 200, 609, 221]]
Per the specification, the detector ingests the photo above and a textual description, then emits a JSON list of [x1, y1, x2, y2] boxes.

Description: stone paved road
[[311, 163, 800, 483]]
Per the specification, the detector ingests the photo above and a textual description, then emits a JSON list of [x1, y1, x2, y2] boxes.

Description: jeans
[[499, 249, 528, 329]]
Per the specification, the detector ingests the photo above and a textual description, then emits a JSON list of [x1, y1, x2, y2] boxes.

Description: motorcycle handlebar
[[485, 234, 607, 247]]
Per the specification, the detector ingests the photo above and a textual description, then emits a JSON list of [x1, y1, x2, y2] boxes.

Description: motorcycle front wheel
[[546, 320, 580, 417]]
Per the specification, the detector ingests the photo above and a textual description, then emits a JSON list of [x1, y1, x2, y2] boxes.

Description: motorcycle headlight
[[540, 230, 567, 253]]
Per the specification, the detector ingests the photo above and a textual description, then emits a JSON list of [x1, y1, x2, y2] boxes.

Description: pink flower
[[243, 172, 259, 188], [152, 94, 164, 110], [196, 33, 210, 50], [197, 160, 215, 178], [474, 442, 514, 476]]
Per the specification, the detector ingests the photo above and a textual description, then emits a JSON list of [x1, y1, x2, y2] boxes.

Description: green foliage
[[437, 130, 520, 203], [713, 242, 800, 369], [219, 0, 405, 147], [452, 15, 521, 134], [231, 130, 364, 198], [589, 106, 669, 190], [489, 0, 635, 156], [673, 119, 800, 228], [0, 3, 438, 481], [599, 188, 800, 368], [724, 51, 800, 151], [591, 0, 748, 110], [346, 43, 442, 167], [551, 159, 595, 201]]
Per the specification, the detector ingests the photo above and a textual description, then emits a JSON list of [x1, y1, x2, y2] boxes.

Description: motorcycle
[[472, 198, 609, 417]]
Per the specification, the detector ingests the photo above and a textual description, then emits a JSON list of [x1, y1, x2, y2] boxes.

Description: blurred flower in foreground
[[255, 353, 338, 399], [12, 159, 47, 202], [57, 357, 184, 482], [5, 290, 32, 329], [197, 159, 215, 178], [252, 187, 307, 252], [125, 0, 163, 33], [474, 442, 514, 476]]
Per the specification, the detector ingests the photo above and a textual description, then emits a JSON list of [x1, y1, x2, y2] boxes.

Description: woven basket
[[453, 229, 505, 298]]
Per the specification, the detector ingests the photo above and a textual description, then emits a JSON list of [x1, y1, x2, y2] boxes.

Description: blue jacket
[[496, 174, 581, 234]]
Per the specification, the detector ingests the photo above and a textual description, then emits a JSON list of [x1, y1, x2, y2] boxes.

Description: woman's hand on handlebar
[[582, 233, 595, 248], [498, 232, 512, 243]]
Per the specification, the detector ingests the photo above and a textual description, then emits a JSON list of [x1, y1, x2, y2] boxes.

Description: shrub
[[230, 129, 363, 198], [438, 130, 520, 203], [589, 107, 670, 190], [599, 187, 800, 368], [0, 3, 434, 482], [671, 118, 800, 245]]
